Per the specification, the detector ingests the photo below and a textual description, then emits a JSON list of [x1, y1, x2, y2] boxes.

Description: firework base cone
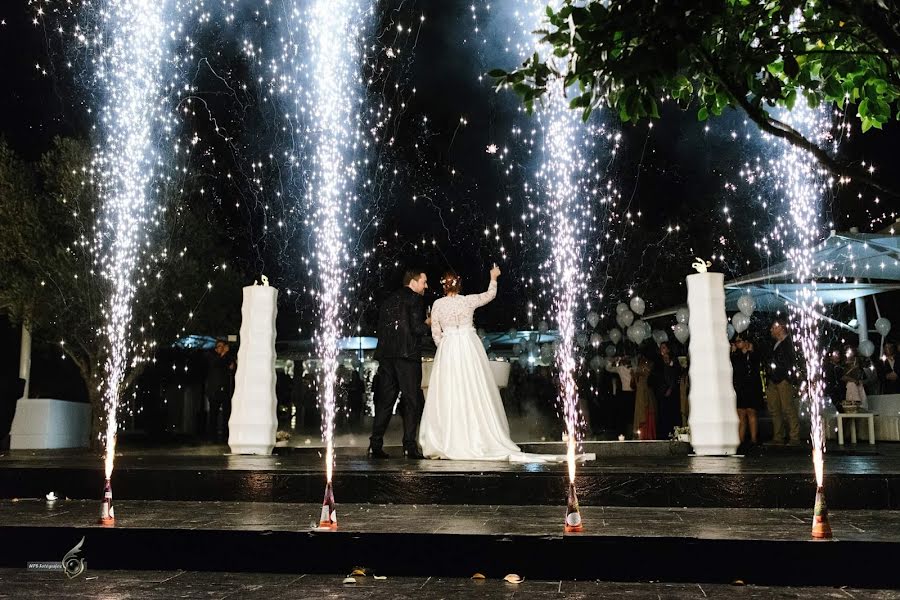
[[811, 485, 832, 539], [564, 482, 583, 533], [318, 480, 337, 530], [99, 478, 115, 526]]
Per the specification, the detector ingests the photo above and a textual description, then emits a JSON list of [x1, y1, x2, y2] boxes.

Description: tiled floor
[[0, 569, 896, 599], [2, 499, 897, 543]]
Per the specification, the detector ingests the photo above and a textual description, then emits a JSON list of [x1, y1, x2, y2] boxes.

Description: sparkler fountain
[[480, 1, 597, 530], [775, 104, 833, 539], [277, 0, 370, 529], [92, 0, 170, 524], [541, 85, 588, 532], [752, 102, 835, 538]]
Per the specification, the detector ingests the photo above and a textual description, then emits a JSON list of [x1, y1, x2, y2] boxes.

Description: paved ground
[[0, 569, 897, 599]]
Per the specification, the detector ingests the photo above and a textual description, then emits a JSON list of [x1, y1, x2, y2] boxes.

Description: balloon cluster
[[723, 293, 756, 341]]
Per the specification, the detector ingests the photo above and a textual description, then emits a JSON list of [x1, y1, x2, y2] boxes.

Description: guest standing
[[633, 354, 657, 440], [731, 335, 763, 448], [653, 342, 682, 440], [606, 356, 635, 439], [765, 321, 801, 445], [879, 342, 900, 394]]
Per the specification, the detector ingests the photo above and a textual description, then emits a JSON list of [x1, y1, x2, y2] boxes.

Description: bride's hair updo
[[441, 271, 461, 295]]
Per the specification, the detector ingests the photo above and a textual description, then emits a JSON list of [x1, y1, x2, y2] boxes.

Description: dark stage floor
[[3, 570, 898, 600], [1, 442, 897, 508], [1, 500, 899, 586]]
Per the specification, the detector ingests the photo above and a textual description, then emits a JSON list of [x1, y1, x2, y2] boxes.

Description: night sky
[[1, 0, 898, 343]]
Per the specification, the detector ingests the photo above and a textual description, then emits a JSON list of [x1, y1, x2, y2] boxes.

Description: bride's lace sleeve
[[464, 280, 497, 309], [431, 300, 444, 346]]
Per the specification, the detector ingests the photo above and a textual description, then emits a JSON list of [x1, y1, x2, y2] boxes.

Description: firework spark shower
[[775, 103, 833, 487], [93, 0, 171, 475], [277, 0, 370, 485]]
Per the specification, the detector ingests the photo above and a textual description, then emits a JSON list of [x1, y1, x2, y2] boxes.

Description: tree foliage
[[492, 0, 900, 195], [0, 137, 246, 444]]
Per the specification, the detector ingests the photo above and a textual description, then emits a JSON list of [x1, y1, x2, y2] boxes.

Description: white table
[[836, 412, 876, 445]]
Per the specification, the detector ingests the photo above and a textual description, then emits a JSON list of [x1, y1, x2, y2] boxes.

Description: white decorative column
[[686, 271, 740, 455], [228, 282, 278, 455]]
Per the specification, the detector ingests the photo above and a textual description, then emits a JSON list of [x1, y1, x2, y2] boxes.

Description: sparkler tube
[[811, 485, 832, 539], [319, 480, 337, 529], [564, 482, 583, 533], [99, 478, 115, 526]]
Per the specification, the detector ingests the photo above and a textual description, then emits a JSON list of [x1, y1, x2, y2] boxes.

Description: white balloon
[[605, 344, 617, 357], [621, 310, 635, 327], [477, 328, 486, 338], [875, 317, 892, 337], [859, 339, 876, 357], [590, 332, 603, 348], [608, 328, 622, 344], [483, 338, 492, 350], [629, 296, 646, 316], [674, 322, 690, 343], [527, 340, 538, 353], [726, 323, 736, 340], [639, 320, 651, 339], [589, 355, 605, 371], [615, 314, 627, 329], [616, 302, 629, 315], [575, 332, 589, 347], [652, 329, 669, 344], [513, 343, 523, 356], [732, 312, 750, 333], [675, 307, 690, 324], [587, 311, 601, 329], [507, 327, 517, 339], [626, 324, 640, 344], [538, 320, 550, 334], [737, 294, 756, 317], [518, 354, 530, 367], [540, 343, 554, 359]]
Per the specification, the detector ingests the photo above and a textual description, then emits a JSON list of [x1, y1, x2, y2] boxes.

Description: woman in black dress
[[731, 335, 764, 448]]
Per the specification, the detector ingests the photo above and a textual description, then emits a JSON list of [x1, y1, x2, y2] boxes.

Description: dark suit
[[880, 356, 900, 394], [765, 338, 800, 443], [370, 287, 429, 451]]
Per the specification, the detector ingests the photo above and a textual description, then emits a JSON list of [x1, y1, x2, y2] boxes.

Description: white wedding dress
[[419, 281, 577, 463]]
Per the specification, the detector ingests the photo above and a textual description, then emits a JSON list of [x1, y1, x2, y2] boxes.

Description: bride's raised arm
[[465, 264, 501, 309], [465, 278, 498, 309]]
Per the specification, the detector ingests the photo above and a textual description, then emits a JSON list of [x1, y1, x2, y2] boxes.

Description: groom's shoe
[[367, 445, 390, 459], [403, 447, 425, 460]]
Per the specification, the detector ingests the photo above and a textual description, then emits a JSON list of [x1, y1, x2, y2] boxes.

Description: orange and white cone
[[564, 482, 583, 533], [99, 478, 115, 526], [811, 485, 832, 539], [319, 480, 337, 529]]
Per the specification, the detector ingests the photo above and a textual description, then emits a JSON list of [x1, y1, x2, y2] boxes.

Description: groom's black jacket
[[374, 287, 429, 361]]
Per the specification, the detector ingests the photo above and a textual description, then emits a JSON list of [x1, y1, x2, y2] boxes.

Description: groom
[[368, 268, 430, 459]]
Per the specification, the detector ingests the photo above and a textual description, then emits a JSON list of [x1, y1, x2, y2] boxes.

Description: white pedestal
[[10, 398, 91, 449], [686, 273, 740, 455], [228, 285, 278, 455]]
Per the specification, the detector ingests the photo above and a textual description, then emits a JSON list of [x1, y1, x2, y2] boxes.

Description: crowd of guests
[[573, 319, 900, 449]]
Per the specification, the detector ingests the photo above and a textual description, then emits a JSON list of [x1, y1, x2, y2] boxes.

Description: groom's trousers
[[370, 358, 424, 451]]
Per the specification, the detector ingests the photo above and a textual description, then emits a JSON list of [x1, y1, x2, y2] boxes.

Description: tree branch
[[696, 47, 900, 199]]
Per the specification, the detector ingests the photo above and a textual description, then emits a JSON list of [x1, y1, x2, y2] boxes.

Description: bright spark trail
[[277, 0, 370, 486], [477, 1, 598, 484], [773, 103, 833, 487], [93, 0, 170, 478]]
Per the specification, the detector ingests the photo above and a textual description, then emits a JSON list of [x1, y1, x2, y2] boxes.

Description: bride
[[418, 264, 526, 460]]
